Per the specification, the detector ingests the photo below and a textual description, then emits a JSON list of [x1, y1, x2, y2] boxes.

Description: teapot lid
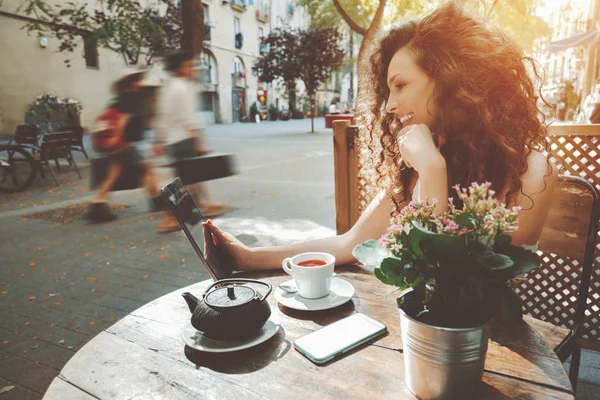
[[205, 284, 256, 308]]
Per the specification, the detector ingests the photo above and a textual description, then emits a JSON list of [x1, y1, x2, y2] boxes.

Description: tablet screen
[[161, 178, 232, 281]]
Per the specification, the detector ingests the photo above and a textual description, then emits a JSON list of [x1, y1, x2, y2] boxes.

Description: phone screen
[[161, 178, 231, 281], [294, 313, 387, 364]]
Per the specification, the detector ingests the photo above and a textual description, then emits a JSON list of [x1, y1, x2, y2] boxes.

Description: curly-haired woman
[[200, 4, 558, 274]]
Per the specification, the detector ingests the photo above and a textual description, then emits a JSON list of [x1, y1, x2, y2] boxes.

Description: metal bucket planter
[[399, 308, 491, 399]]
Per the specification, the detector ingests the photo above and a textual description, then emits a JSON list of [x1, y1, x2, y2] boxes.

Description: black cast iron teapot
[[182, 278, 272, 340]]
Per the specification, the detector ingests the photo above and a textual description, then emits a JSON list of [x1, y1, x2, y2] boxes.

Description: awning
[[550, 27, 600, 53]]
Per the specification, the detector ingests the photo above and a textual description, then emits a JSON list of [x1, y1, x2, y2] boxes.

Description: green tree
[[457, 0, 552, 53], [299, 0, 550, 108], [297, 28, 346, 132], [17, 0, 189, 66], [252, 28, 302, 113], [298, 0, 426, 107], [252, 28, 345, 132]]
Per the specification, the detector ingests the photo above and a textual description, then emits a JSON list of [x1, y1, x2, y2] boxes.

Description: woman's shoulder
[[522, 150, 558, 196]]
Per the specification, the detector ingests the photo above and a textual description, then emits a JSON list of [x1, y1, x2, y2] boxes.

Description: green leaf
[[429, 234, 466, 259], [497, 286, 523, 323], [373, 267, 390, 285], [477, 253, 515, 271], [493, 245, 541, 280], [408, 222, 433, 259], [454, 212, 476, 229], [494, 234, 512, 248], [379, 257, 404, 275], [352, 240, 388, 269]]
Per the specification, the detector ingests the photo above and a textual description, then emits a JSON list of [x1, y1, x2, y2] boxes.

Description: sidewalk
[[0, 117, 337, 399]]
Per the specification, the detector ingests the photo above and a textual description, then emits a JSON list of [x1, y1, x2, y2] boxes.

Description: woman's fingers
[[206, 220, 227, 242], [202, 222, 216, 247], [398, 137, 412, 169]]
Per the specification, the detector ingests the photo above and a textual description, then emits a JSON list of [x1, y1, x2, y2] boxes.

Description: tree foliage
[[299, 0, 426, 30], [253, 28, 345, 131], [297, 29, 346, 96], [17, 0, 184, 66], [299, 0, 551, 106], [456, 0, 552, 53], [252, 28, 302, 111]]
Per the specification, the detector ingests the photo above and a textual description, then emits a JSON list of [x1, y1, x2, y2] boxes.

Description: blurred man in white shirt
[[154, 51, 224, 232]]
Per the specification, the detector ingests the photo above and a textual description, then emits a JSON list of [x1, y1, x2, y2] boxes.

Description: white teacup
[[281, 252, 335, 299]]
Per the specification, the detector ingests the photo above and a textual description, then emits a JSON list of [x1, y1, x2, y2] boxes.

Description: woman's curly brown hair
[[356, 3, 551, 214]]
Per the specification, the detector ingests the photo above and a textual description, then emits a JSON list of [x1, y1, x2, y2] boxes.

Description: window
[[199, 92, 214, 112], [203, 3, 211, 41], [233, 57, 246, 87], [234, 17, 243, 49], [258, 27, 268, 55], [84, 35, 99, 69], [199, 51, 218, 84], [234, 17, 241, 35], [204, 3, 209, 23]]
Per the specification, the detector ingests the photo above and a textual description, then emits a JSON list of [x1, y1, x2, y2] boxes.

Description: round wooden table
[[43, 265, 575, 399]]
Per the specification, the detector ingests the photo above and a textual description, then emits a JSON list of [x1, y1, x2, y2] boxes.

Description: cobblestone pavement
[[0, 119, 337, 399]]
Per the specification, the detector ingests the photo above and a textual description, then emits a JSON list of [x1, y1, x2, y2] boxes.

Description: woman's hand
[[202, 220, 251, 273], [397, 124, 444, 172]]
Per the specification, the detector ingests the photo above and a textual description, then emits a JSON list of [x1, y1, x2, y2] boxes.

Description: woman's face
[[385, 47, 437, 128]]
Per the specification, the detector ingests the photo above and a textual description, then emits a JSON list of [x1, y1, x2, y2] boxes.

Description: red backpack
[[90, 107, 127, 154]]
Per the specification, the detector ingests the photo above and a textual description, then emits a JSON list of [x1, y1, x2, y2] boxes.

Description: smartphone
[[161, 178, 232, 281], [294, 313, 387, 365]]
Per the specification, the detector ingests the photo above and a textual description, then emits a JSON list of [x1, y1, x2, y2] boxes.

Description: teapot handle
[[203, 278, 272, 302]]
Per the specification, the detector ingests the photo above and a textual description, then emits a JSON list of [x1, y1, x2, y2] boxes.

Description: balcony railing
[[235, 33, 244, 49], [230, 0, 247, 12], [256, 9, 269, 23], [204, 24, 211, 42]]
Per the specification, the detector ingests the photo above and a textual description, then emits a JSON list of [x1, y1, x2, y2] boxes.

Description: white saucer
[[274, 277, 355, 311], [181, 314, 281, 353]]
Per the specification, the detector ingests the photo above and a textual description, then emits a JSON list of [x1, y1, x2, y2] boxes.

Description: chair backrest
[[513, 175, 600, 340], [41, 131, 74, 160], [15, 124, 41, 145], [333, 121, 600, 344], [59, 124, 84, 145]]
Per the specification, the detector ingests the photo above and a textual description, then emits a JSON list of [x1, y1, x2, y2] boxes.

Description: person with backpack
[[88, 69, 162, 223], [153, 51, 225, 232]]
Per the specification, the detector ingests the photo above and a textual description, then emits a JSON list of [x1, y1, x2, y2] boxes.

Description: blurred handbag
[[168, 138, 236, 185], [90, 147, 144, 191]]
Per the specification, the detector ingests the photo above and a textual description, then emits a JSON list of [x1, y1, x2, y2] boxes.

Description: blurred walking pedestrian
[[154, 50, 224, 233], [88, 69, 162, 223]]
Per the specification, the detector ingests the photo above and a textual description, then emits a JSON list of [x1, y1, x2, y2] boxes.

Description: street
[[0, 118, 337, 399]]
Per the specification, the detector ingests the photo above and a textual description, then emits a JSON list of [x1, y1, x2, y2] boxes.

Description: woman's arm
[[508, 151, 558, 246], [415, 159, 449, 214], [205, 191, 396, 270]]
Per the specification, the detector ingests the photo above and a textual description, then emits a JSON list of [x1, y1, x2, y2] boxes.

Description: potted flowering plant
[[353, 182, 540, 398], [25, 94, 82, 127]]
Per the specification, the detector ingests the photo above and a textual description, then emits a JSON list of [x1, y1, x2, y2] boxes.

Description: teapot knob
[[227, 285, 236, 300]]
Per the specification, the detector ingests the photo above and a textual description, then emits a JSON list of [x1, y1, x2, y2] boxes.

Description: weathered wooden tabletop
[[43, 265, 575, 399]]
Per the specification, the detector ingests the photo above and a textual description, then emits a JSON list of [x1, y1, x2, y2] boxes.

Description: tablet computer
[[161, 178, 232, 281]]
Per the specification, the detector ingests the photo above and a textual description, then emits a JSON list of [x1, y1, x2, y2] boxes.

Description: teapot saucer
[[182, 314, 281, 353], [274, 277, 355, 311]]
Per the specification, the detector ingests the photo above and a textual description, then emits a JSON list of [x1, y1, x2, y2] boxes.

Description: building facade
[[199, 0, 309, 124], [0, 0, 312, 132], [0, 0, 129, 133], [533, 0, 600, 118]]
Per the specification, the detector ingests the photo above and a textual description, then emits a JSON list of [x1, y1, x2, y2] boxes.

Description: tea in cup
[[281, 252, 335, 299]]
